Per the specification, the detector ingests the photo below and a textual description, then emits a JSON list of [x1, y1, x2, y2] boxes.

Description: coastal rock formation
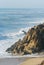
[[6, 23, 44, 55], [38, 60, 44, 65]]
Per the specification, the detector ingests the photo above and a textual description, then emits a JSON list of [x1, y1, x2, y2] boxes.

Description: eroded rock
[[6, 23, 44, 55]]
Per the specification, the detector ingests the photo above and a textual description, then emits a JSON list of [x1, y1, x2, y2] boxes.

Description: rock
[[22, 30, 27, 34], [38, 60, 44, 65], [6, 23, 44, 55]]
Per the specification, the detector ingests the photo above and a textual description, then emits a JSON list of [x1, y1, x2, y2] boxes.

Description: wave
[[0, 27, 30, 39], [0, 19, 44, 40], [0, 19, 44, 54], [0, 27, 30, 53]]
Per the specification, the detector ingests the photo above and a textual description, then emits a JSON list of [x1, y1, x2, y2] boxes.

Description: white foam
[[26, 19, 44, 24], [0, 27, 29, 39], [0, 20, 44, 52], [1, 19, 44, 39]]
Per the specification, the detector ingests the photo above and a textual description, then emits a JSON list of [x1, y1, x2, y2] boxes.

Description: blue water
[[0, 8, 44, 34], [0, 8, 44, 55]]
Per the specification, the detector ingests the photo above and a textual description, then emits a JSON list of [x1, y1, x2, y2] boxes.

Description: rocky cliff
[[6, 23, 44, 55]]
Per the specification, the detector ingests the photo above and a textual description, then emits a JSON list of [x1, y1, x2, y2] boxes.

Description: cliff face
[[6, 24, 44, 55]]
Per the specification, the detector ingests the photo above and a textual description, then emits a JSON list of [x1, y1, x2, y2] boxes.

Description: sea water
[[0, 8, 44, 57]]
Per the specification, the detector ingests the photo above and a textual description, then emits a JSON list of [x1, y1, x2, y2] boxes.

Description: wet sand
[[0, 56, 44, 65], [0, 58, 27, 65]]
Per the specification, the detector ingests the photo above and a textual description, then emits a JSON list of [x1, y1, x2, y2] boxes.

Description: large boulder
[[6, 23, 44, 55]]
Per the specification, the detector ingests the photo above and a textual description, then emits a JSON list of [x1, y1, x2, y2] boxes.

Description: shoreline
[[0, 57, 44, 65], [0, 57, 27, 65], [0, 52, 44, 58], [0, 54, 44, 58]]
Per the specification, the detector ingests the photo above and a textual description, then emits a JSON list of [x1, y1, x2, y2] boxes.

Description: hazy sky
[[0, 0, 44, 8]]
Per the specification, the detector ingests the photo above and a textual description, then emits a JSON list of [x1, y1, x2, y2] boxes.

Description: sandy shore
[[20, 57, 44, 65]]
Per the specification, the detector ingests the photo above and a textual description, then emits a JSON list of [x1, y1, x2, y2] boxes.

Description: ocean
[[0, 8, 44, 57]]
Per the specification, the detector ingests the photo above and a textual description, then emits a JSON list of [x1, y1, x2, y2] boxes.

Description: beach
[[21, 57, 44, 65], [0, 57, 44, 65]]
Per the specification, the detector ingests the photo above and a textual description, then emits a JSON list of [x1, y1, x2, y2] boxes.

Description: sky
[[0, 0, 44, 8]]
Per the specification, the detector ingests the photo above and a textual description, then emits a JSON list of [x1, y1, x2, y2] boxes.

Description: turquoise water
[[0, 8, 44, 55]]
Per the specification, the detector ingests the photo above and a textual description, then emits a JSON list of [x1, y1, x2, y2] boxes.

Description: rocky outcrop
[[6, 23, 44, 55], [38, 60, 44, 65]]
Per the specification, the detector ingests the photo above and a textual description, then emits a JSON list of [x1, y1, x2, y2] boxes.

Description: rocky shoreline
[[6, 23, 44, 55]]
